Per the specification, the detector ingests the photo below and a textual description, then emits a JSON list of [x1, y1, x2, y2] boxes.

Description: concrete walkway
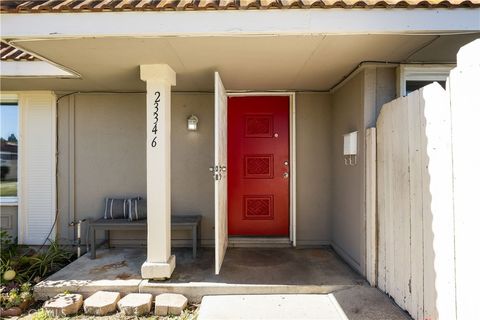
[[198, 287, 410, 320], [35, 247, 363, 301], [34, 247, 411, 319], [198, 294, 349, 320]]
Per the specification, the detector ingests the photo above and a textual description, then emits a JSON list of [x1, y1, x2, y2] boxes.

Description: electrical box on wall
[[343, 131, 358, 165]]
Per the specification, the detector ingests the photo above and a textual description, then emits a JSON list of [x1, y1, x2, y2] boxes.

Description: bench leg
[[197, 223, 201, 250], [105, 230, 110, 248], [192, 226, 197, 259], [90, 229, 96, 259]]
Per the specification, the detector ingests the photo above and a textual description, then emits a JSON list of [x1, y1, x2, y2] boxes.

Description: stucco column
[[140, 64, 176, 279]]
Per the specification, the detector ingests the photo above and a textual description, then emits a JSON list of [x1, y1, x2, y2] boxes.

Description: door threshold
[[228, 237, 292, 248]]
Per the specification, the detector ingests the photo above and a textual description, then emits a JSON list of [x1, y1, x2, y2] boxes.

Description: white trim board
[[0, 60, 77, 78], [2, 9, 479, 39], [396, 64, 455, 97], [227, 92, 297, 247], [295, 240, 331, 247], [0, 198, 18, 206]]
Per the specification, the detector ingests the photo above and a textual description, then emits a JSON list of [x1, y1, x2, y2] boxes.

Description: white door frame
[[226, 91, 297, 247]]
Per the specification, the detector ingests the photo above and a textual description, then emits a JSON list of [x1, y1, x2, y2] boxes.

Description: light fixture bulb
[[187, 115, 199, 131]]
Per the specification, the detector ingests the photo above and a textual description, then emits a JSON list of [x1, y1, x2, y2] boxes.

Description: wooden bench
[[89, 215, 202, 259]]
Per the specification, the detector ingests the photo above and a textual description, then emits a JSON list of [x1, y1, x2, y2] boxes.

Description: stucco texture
[[56, 92, 333, 246], [295, 93, 332, 244], [332, 73, 365, 272], [331, 68, 396, 274], [55, 69, 394, 274]]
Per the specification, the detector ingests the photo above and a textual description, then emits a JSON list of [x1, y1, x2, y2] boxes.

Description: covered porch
[[2, 33, 477, 278], [34, 247, 409, 319]]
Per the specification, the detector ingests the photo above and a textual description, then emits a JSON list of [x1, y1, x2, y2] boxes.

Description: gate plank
[[376, 108, 387, 292], [407, 90, 424, 320], [365, 127, 377, 286]]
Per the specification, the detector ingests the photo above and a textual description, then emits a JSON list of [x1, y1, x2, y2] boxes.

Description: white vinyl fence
[[376, 39, 480, 320]]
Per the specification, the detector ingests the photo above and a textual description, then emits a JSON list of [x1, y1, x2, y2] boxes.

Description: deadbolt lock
[[209, 165, 227, 180]]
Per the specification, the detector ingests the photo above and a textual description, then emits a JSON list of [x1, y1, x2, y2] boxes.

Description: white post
[[140, 64, 176, 279], [450, 39, 480, 320]]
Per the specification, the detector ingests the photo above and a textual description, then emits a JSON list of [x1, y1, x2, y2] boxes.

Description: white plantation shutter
[[18, 92, 56, 245]]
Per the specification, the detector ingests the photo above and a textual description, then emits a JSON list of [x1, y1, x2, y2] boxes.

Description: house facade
[[1, 1, 479, 319]]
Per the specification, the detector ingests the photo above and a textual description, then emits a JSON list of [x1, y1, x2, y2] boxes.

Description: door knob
[[283, 172, 289, 179]]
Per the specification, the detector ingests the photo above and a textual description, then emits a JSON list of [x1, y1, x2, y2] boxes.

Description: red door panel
[[228, 96, 289, 236]]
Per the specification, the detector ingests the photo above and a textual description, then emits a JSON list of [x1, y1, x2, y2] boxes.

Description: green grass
[[0, 181, 17, 196]]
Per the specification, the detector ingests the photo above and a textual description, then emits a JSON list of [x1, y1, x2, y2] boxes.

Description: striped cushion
[[103, 197, 140, 219], [128, 198, 147, 221]]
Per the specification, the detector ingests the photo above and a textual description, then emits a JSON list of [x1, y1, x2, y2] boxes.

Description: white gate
[[376, 83, 455, 320], [376, 39, 480, 320]]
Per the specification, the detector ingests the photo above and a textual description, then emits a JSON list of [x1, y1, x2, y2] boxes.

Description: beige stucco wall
[[170, 93, 215, 244], [56, 92, 333, 246], [331, 72, 365, 272], [375, 68, 397, 118], [57, 94, 148, 245], [295, 93, 332, 245], [331, 67, 396, 274]]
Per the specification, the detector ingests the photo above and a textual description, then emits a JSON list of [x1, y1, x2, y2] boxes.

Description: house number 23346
[[151, 91, 160, 148]]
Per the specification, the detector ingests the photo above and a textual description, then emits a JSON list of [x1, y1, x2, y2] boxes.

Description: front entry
[[227, 96, 290, 236]]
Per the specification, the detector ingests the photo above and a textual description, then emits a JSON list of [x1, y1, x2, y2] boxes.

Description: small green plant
[[32, 308, 51, 320], [0, 230, 27, 284], [0, 282, 33, 309], [1, 231, 74, 285], [0, 230, 18, 259], [28, 242, 74, 279]]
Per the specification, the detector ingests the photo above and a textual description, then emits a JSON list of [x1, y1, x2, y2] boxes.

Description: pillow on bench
[[129, 198, 147, 221], [104, 197, 141, 220]]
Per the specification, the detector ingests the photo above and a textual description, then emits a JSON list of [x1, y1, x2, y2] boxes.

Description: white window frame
[[0, 93, 19, 206], [1, 91, 57, 244], [397, 64, 454, 97]]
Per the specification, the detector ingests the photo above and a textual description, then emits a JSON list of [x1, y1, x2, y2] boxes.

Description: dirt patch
[[89, 260, 128, 274], [115, 272, 135, 280], [309, 249, 333, 259]]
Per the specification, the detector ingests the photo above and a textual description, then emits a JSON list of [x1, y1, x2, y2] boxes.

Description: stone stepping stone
[[117, 293, 153, 316], [155, 293, 188, 316], [83, 291, 121, 316], [43, 293, 83, 317]]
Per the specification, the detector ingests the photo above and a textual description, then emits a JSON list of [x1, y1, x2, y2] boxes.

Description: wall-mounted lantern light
[[187, 115, 199, 131], [343, 131, 358, 166]]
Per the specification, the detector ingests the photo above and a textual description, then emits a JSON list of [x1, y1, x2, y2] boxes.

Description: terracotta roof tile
[[0, 0, 478, 11], [0, 42, 38, 61]]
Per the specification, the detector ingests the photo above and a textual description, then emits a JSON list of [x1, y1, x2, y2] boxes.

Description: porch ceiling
[[2, 34, 479, 92]]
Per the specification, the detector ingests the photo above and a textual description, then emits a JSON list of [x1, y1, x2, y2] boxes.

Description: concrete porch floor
[[34, 247, 410, 319]]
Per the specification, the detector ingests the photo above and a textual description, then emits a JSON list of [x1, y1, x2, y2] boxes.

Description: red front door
[[228, 96, 290, 236]]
